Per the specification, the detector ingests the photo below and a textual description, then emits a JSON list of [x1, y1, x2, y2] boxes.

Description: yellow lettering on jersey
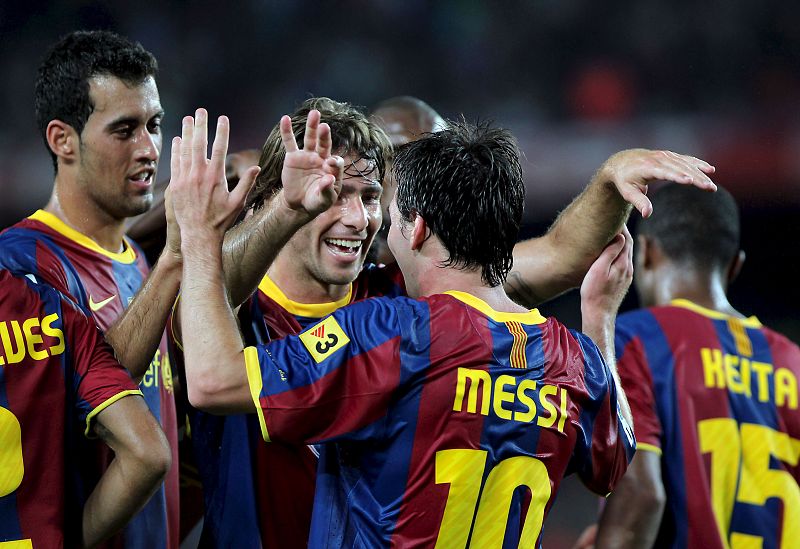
[[493, 375, 516, 420], [514, 379, 537, 422], [161, 351, 174, 393], [752, 361, 774, 402], [453, 368, 568, 432], [299, 316, 350, 363], [776, 369, 798, 410], [41, 313, 65, 355], [454, 368, 491, 415], [702, 348, 725, 388], [22, 318, 47, 361], [701, 348, 798, 409], [0, 315, 66, 366], [537, 384, 558, 429], [0, 321, 25, 365]]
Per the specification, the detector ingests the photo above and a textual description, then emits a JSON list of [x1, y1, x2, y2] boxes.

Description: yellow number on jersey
[[435, 449, 550, 548], [698, 419, 800, 549]]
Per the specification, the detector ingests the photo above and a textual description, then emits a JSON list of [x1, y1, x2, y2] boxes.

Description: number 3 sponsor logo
[[299, 316, 350, 363]]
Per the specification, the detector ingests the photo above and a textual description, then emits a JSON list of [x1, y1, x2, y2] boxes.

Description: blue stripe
[[621, 310, 689, 549], [715, 322, 780, 549]]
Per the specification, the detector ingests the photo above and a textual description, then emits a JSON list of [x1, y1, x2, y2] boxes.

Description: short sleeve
[[569, 330, 636, 495], [245, 297, 411, 445], [60, 297, 141, 436], [615, 318, 662, 453]]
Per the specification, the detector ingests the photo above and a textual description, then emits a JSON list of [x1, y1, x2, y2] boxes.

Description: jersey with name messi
[[0, 210, 179, 549], [0, 270, 141, 547], [177, 263, 405, 547], [245, 291, 634, 548], [615, 299, 800, 549]]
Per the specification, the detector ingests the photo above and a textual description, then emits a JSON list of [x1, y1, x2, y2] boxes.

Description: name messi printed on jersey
[[0, 313, 64, 365]]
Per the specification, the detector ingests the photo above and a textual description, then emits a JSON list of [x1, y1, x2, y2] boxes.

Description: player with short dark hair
[[172, 114, 637, 547], [590, 184, 800, 548], [0, 30, 190, 548], [0, 269, 171, 547], [393, 119, 523, 287], [170, 94, 716, 544]]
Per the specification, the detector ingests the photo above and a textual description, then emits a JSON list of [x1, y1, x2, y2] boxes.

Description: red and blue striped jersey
[[615, 299, 800, 549], [171, 264, 405, 547], [244, 291, 634, 548], [0, 270, 141, 547], [0, 210, 179, 549]]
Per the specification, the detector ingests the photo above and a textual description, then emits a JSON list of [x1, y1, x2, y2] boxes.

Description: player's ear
[[46, 120, 79, 165], [636, 234, 654, 271], [410, 213, 428, 251], [727, 249, 746, 285]]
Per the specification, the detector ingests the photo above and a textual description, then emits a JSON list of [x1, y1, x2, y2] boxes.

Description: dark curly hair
[[35, 30, 158, 170], [393, 119, 525, 287]]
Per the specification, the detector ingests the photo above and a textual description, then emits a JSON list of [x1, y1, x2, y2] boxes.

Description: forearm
[[506, 174, 631, 306], [222, 192, 312, 307], [105, 253, 181, 379], [81, 450, 165, 548], [595, 453, 665, 548], [182, 234, 253, 413], [548, 170, 631, 281], [582, 309, 634, 429]]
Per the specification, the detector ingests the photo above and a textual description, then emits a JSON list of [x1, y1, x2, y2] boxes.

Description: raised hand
[[279, 109, 344, 217], [169, 108, 259, 244], [580, 225, 634, 321], [599, 149, 717, 218]]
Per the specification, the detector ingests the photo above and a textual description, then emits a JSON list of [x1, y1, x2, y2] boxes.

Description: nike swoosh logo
[[89, 294, 116, 312]]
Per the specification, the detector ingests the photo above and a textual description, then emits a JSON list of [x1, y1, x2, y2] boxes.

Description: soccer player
[[591, 184, 800, 548], [369, 96, 446, 265], [171, 97, 716, 546], [0, 30, 191, 548], [0, 269, 171, 547], [172, 114, 637, 547]]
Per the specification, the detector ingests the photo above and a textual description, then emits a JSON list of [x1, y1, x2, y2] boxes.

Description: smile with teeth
[[129, 172, 152, 182], [325, 238, 362, 255]]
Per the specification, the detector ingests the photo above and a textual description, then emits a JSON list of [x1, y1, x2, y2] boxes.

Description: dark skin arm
[[81, 395, 171, 548], [594, 450, 666, 549], [506, 149, 716, 306]]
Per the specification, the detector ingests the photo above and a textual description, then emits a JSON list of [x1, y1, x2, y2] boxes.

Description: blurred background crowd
[[1, 1, 798, 546]]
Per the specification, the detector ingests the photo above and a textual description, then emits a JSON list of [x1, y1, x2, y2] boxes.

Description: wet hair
[[393, 118, 524, 286], [35, 30, 158, 170], [250, 97, 392, 209], [638, 183, 740, 270]]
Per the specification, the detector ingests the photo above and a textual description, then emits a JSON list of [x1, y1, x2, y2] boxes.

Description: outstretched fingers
[[209, 116, 230, 175], [280, 115, 299, 153], [192, 108, 209, 173], [317, 122, 332, 159], [303, 109, 321, 152]]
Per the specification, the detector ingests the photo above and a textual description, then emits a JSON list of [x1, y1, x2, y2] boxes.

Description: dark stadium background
[[1, 1, 798, 546]]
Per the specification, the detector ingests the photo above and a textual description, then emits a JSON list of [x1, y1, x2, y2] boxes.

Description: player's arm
[[172, 109, 340, 412], [82, 395, 171, 548], [220, 111, 346, 308], [578, 227, 635, 429], [505, 149, 716, 306], [594, 449, 666, 549]]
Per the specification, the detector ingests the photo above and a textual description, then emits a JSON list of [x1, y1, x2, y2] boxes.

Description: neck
[[267, 252, 351, 304], [653, 267, 743, 318], [413, 262, 527, 314], [47, 176, 126, 253]]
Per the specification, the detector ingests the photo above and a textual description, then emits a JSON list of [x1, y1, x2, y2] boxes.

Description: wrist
[[275, 190, 314, 225]]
